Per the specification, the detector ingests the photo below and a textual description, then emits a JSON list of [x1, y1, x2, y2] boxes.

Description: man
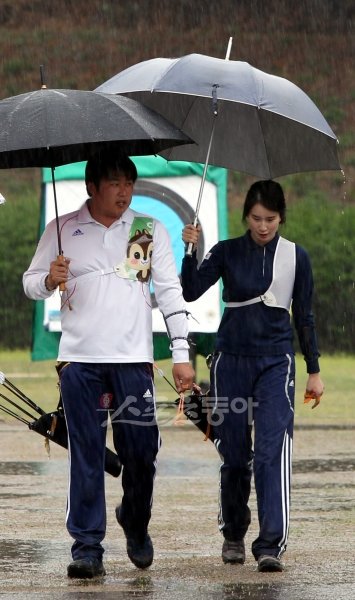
[[23, 150, 194, 579]]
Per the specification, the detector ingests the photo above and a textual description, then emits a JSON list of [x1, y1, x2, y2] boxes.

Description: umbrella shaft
[[186, 117, 217, 257], [51, 166, 62, 256]]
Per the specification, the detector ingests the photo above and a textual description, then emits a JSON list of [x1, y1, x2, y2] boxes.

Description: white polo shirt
[[23, 203, 190, 364]]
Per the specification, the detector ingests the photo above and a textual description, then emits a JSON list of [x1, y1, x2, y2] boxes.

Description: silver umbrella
[[96, 51, 341, 253]]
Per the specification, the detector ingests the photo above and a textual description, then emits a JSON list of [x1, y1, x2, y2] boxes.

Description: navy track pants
[[210, 352, 295, 559], [60, 362, 161, 561]]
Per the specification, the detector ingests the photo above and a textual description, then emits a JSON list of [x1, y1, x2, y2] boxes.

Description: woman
[[181, 180, 324, 572]]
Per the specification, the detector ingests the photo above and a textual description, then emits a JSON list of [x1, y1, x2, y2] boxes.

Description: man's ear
[[86, 182, 95, 197]]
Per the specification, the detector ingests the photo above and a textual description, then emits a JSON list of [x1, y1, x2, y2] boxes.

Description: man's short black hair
[[85, 149, 138, 194]]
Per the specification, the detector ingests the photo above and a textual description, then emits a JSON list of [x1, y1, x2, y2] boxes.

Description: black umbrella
[[0, 69, 193, 258], [0, 371, 122, 478]]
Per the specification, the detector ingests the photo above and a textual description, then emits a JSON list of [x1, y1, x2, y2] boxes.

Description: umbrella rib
[[162, 93, 205, 157], [180, 94, 202, 131], [259, 107, 338, 138], [149, 58, 181, 92], [157, 90, 337, 138], [254, 108, 272, 179]]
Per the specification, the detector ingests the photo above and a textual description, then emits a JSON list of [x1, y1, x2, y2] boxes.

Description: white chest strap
[[66, 216, 154, 288], [226, 237, 296, 311]]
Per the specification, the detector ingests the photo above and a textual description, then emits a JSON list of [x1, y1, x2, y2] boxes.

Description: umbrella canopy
[[96, 53, 340, 179], [0, 86, 192, 257], [0, 88, 192, 168]]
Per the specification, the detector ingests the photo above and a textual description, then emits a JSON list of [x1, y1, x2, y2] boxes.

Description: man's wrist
[[44, 274, 56, 291]]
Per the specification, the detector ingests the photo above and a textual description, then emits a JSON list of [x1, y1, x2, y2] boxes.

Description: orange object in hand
[[174, 392, 186, 425], [304, 390, 322, 409]]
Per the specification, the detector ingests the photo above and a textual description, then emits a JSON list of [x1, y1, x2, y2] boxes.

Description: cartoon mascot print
[[126, 228, 153, 283]]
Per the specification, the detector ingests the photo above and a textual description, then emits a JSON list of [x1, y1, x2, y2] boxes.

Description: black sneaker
[[257, 555, 284, 572], [222, 539, 245, 564], [115, 505, 154, 569], [67, 557, 106, 579]]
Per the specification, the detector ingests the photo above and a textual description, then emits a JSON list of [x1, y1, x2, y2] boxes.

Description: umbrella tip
[[225, 37, 233, 60], [40, 64, 47, 89]]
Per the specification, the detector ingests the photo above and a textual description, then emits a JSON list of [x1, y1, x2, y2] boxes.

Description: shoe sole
[[67, 566, 106, 579], [258, 558, 284, 572], [127, 553, 153, 569], [222, 556, 245, 565], [222, 541, 245, 565], [116, 505, 153, 569], [126, 537, 154, 569]]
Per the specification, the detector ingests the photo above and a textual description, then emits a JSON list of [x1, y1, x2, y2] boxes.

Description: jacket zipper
[[262, 247, 266, 277]]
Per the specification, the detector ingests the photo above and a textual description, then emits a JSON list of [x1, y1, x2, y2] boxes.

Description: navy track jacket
[[181, 231, 320, 373]]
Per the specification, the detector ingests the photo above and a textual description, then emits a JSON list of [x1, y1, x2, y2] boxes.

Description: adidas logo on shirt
[[289, 380, 294, 387], [72, 228, 84, 236], [143, 389, 153, 398]]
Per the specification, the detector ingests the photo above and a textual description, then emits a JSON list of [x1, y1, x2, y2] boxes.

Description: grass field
[[0, 350, 354, 427]]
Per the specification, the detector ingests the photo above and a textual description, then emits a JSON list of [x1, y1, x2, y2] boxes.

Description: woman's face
[[246, 202, 281, 246]]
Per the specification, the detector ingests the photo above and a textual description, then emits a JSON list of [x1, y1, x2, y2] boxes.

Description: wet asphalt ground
[[0, 421, 354, 599]]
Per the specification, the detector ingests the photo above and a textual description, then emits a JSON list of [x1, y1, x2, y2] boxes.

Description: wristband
[[45, 274, 55, 291]]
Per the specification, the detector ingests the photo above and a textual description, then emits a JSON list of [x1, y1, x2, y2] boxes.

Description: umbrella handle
[[56, 255, 72, 310], [186, 216, 200, 257], [56, 254, 67, 292]]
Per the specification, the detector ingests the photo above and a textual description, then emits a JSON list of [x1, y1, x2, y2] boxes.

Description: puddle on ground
[[157, 457, 218, 476], [0, 492, 43, 500], [293, 458, 355, 473], [0, 461, 45, 476], [157, 457, 355, 477], [0, 460, 66, 476], [0, 457, 353, 479], [2, 581, 354, 600], [0, 539, 68, 572]]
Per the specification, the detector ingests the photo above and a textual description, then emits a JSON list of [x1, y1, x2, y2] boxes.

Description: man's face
[[88, 171, 134, 225]]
